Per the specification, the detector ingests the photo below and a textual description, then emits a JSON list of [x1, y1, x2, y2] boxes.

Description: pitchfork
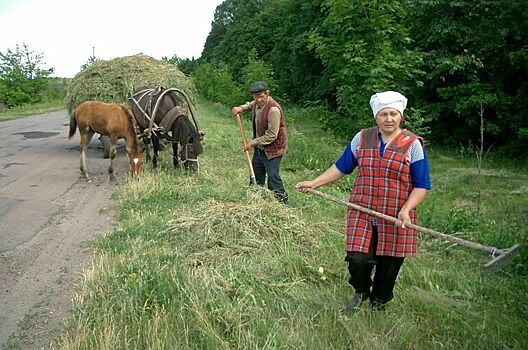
[[235, 113, 257, 185]]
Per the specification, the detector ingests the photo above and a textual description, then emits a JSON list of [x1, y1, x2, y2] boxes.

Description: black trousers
[[251, 148, 288, 203], [345, 225, 405, 305]]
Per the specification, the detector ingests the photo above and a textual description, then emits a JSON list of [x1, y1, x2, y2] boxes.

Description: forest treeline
[[177, 0, 527, 158]]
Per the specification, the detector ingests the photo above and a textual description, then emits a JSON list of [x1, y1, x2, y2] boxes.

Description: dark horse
[[69, 101, 143, 182], [130, 86, 203, 171]]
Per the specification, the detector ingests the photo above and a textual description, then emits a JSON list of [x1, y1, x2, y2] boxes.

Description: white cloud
[[0, 0, 223, 77]]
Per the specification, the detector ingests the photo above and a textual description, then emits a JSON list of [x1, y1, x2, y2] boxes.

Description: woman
[[296, 91, 431, 310]]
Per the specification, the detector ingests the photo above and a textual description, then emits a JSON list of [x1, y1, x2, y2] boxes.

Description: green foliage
[[309, 0, 424, 137], [202, 0, 329, 105], [193, 62, 244, 106], [0, 43, 54, 108], [405, 0, 528, 157], [202, 0, 274, 81], [404, 107, 431, 140], [266, 0, 332, 103], [196, 0, 527, 155], [241, 49, 277, 93], [162, 54, 199, 76]]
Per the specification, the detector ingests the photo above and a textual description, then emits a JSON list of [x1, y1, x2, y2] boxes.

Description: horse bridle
[[181, 143, 200, 171]]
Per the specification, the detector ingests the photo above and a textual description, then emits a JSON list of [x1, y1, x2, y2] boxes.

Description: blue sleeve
[[410, 148, 432, 190], [335, 142, 358, 174]]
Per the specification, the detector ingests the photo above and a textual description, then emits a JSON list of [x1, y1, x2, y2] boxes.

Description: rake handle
[[235, 114, 256, 185], [305, 188, 506, 255]]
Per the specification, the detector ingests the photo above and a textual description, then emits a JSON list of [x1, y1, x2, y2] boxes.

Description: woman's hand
[[295, 181, 316, 193], [397, 209, 411, 229], [396, 188, 427, 229]]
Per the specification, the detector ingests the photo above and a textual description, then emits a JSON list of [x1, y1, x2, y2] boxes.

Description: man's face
[[253, 91, 268, 107]]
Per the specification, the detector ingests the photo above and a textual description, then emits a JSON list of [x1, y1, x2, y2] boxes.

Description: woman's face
[[375, 107, 402, 135]]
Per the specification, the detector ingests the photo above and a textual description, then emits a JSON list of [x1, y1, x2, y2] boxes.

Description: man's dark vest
[[251, 97, 288, 159]]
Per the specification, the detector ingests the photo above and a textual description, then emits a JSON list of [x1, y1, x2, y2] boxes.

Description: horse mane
[[119, 104, 141, 157]]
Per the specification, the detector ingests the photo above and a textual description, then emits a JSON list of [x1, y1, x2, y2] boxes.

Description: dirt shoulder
[[0, 111, 127, 349]]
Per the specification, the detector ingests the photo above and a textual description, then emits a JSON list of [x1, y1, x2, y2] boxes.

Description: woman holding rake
[[296, 91, 431, 311]]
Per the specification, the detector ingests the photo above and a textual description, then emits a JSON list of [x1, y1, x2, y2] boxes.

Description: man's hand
[[243, 143, 253, 152], [232, 106, 243, 116]]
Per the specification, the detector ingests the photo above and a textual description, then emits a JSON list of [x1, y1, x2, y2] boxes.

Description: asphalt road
[[0, 110, 127, 348]]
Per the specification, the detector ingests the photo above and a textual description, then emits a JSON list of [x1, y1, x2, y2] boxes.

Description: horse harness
[[130, 86, 201, 168]]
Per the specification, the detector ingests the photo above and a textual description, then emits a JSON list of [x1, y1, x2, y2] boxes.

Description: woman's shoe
[[346, 292, 369, 311]]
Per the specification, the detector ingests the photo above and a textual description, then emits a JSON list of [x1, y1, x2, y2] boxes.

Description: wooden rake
[[235, 114, 256, 185], [305, 188, 519, 271]]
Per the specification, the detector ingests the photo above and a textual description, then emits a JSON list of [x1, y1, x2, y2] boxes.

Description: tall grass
[[0, 98, 66, 122], [54, 99, 527, 349]]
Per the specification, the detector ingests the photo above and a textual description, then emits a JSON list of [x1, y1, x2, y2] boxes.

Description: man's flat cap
[[249, 81, 269, 94]]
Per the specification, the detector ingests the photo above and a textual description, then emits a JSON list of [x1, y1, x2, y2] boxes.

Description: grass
[[52, 98, 527, 349], [0, 98, 66, 122]]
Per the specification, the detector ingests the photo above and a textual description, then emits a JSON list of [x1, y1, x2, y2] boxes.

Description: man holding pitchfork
[[231, 81, 289, 204]]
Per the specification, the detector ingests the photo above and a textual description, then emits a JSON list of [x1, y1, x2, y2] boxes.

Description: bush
[[241, 49, 278, 95], [193, 62, 244, 106], [0, 44, 54, 108]]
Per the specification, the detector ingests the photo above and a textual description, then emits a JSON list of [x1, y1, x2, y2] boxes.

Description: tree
[[0, 43, 54, 107], [405, 0, 528, 157], [162, 55, 199, 76], [241, 49, 277, 93], [201, 0, 274, 81], [193, 62, 243, 106], [309, 0, 424, 136]]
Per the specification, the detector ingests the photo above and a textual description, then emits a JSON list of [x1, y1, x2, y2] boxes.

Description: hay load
[[65, 54, 196, 115]]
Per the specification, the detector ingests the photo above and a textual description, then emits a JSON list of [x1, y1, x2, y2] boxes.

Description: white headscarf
[[369, 91, 408, 118]]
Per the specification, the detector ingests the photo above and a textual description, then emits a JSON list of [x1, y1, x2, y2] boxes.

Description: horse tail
[[68, 110, 77, 139]]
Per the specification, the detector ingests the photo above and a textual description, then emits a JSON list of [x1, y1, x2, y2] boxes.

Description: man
[[231, 81, 289, 203]]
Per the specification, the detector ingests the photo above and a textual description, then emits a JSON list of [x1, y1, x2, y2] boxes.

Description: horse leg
[[108, 136, 118, 181], [143, 137, 151, 163], [172, 142, 179, 168], [152, 136, 160, 168], [79, 130, 94, 182]]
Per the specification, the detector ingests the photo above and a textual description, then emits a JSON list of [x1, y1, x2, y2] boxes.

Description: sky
[[0, 0, 224, 78]]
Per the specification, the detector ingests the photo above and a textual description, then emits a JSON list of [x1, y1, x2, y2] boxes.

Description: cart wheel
[[99, 135, 110, 158]]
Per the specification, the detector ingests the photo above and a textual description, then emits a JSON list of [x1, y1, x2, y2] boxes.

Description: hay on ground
[[166, 193, 322, 265]]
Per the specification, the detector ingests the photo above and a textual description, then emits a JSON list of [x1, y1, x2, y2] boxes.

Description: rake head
[[483, 244, 520, 272]]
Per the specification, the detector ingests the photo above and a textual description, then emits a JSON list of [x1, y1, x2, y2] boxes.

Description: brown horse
[[69, 101, 143, 182], [131, 86, 203, 171]]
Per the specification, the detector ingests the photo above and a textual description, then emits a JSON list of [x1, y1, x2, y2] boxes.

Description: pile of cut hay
[[165, 193, 322, 266], [65, 54, 196, 115]]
